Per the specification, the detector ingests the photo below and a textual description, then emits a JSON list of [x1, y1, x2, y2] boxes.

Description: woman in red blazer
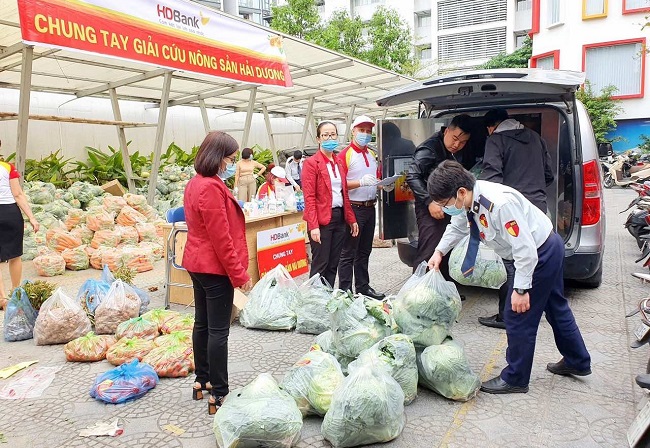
[[302, 121, 358, 287], [183, 131, 252, 415]]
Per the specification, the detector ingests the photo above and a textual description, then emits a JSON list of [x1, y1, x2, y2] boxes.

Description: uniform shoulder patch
[[505, 220, 519, 237], [479, 214, 488, 228]]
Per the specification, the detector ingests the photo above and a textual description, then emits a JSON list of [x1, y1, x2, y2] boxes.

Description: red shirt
[[301, 150, 356, 231], [182, 174, 250, 287]]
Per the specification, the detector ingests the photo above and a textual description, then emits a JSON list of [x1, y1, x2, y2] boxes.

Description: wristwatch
[[514, 288, 528, 295]]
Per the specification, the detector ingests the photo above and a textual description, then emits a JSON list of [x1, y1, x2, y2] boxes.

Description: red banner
[[17, 0, 292, 87], [257, 223, 308, 278]]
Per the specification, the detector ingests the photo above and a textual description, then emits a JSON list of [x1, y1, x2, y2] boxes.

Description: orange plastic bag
[[161, 314, 194, 334], [33, 253, 66, 277], [103, 195, 127, 215], [106, 337, 154, 366], [62, 246, 90, 271], [142, 344, 195, 378], [141, 308, 181, 332], [64, 332, 116, 362], [115, 316, 159, 340], [89, 247, 106, 270], [153, 330, 192, 347], [115, 225, 139, 245], [46, 227, 83, 252], [135, 222, 158, 243], [100, 248, 123, 272], [91, 229, 121, 249], [70, 225, 94, 245], [120, 246, 155, 273], [116, 206, 146, 227], [86, 207, 115, 232], [65, 209, 86, 231]]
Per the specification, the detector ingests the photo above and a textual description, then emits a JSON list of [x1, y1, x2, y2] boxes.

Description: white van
[[376, 69, 605, 287]]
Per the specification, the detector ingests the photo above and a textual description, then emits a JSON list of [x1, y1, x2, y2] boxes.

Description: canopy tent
[[0, 0, 417, 203]]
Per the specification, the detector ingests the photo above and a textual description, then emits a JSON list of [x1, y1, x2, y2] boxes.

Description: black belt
[[350, 200, 376, 207]]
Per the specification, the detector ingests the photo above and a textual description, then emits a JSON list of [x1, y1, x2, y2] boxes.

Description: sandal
[[0, 298, 8, 311], [208, 395, 225, 415], [192, 381, 212, 400]]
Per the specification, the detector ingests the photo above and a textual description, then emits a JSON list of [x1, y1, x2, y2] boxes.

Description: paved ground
[[0, 187, 647, 448]]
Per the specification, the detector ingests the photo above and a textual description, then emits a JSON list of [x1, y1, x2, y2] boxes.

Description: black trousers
[[309, 207, 346, 288], [414, 203, 452, 280], [497, 259, 517, 319], [188, 271, 234, 398], [338, 205, 375, 292]]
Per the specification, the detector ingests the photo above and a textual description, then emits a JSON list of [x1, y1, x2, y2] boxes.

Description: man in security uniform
[[338, 115, 387, 299], [428, 160, 591, 393]]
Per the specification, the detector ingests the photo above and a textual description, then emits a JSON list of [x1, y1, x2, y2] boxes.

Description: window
[[354, 0, 385, 5], [535, 56, 555, 70], [516, 0, 532, 11], [419, 46, 432, 60], [515, 33, 528, 48], [547, 0, 561, 26], [531, 50, 559, 69], [417, 14, 431, 28], [583, 39, 646, 99], [437, 0, 506, 30], [438, 27, 506, 62], [583, 0, 607, 18], [623, 0, 650, 14]]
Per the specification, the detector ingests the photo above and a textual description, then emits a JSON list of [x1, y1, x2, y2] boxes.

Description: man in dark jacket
[[406, 114, 473, 276], [478, 108, 555, 329]]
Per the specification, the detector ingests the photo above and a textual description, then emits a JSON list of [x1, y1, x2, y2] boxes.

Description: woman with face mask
[[301, 121, 359, 287], [234, 147, 266, 202], [182, 131, 253, 415]]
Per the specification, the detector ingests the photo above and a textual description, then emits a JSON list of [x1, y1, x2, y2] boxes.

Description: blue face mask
[[321, 139, 339, 152], [442, 194, 465, 216], [219, 162, 236, 180], [354, 132, 372, 147]]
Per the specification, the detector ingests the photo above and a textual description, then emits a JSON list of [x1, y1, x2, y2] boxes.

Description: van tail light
[[582, 160, 602, 226]]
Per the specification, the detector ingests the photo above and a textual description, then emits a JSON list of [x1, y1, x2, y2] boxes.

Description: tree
[[479, 37, 532, 69], [638, 134, 650, 153], [364, 7, 418, 75], [270, 0, 322, 41], [316, 10, 364, 59], [575, 81, 622, 143]]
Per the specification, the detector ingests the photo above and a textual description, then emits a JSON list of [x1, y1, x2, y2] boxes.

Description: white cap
[[351, 115, 375, 129], [271, 166, 287, 180]]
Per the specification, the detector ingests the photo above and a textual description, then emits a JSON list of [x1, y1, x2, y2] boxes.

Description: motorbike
[[605, 155, 650, 189]]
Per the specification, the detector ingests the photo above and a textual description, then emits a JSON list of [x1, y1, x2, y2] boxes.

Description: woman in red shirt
[[302, 121, 358, 287], [182, 131, 252, 415]]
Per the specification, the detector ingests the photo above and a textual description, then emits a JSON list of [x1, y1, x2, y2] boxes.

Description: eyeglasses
[[224, 155, 236, 163], [320, 134, 338, 140]]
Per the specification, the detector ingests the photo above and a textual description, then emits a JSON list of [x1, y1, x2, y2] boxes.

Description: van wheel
[[575, 264, 603, 289], [603, 174, 613, 189]]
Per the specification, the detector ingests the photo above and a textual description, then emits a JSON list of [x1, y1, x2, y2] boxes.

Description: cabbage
[[348, 334, 418, 405], [392, 264, 462, 347], [321, 360, 405, 448], [281, 346, 344, 416], [213, 373, 302, 448], [416, 339, 481, 402], [449, 236, 507, 289], [295, 274, 333, 335]]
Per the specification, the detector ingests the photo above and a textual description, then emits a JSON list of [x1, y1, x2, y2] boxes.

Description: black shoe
[[636, 374, 650, 390], [546, 358, 591, 377], [480, 376, 528, 394], [357, 286, 385, 300], [460, 295, 466, 302], [478, 314, 506, 329]]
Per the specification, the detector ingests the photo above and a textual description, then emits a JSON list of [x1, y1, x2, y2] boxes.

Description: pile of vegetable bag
[[321, 359, 405, 448], [416, 339, 481, 402], [239, 264, 300, 330], [295, 274, 333, 335], [449, 235, 507, 289], [327, 290, 395, 359], [3, 287, 38, 342], [392, 263, 462, 347], [90, 359, 159, 404], [213, 373, 303, 448], [348, 334, 418, 405], [281, 345, 344, 416]]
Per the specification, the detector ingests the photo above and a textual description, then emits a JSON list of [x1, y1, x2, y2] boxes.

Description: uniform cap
[[351, 115, 375, 129]]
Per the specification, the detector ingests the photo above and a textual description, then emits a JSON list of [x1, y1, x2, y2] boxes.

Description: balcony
[[415, 26, 431, 45], [514, 7, 532, 32], [414, 0, 430, 13]]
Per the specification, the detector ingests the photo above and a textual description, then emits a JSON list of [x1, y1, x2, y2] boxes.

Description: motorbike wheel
[[604, 173, 614, 188]]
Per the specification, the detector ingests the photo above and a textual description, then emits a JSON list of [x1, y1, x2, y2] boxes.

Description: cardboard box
[[101, 179, 126, 196], [231, 289, 250, 324]]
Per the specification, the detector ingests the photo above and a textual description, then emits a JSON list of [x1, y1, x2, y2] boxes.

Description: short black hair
[[293, 150, 303, 159], [484, 108, 509, 128], [427, 160, 476, 202], [447, 114, 473, 134], [194, 131, 239, 177], [241, 147, 253, 159]]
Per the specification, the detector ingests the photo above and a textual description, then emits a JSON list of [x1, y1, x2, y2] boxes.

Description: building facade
[[530, 0, 650, 151], [193, 0, 275, 25]]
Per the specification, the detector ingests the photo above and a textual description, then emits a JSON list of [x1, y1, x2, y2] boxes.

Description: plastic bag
[[89, 247, 108, 270], [106, 337, 155, 366], [416, 339, 481, 402], [142, 344, 195, 377], [65, 209, 86, 231], [295, 274, 333, 335], [348, 334, 418, 405], [64, 332, 117, 362], [141, 308, 181, 332], [33, 288, 92, 345], [392, 262, 462, 347], [135, 222, 158, 242], [280, 346, 344, 416], [77, 279, 111, 315], [321, 359, 405, 448], [91, 229, 121, 249], [94, 280, 141, 334], [43, 199, 72, 220], [90, 359, 158, 404], [70, 224, 94, 245], [124, 193, 149, 209], [327, 290, 395, 359], [154, 330, 192, 347], [46, 227, 83, 252], [115, 225, 139, 245], [86, 207, 115, 232], [33, 253, 66, 277], [103, 195, 127, 215], [62, 246, 90, 271], [115, 317, 159, 340], [3, 287, 38, 342], [213, 373, 303, 448], [116, 206, 147, 227], [449, 235, 507, 289], [160, 313, 194, 334], [100, 248, 123, 272], [138, 241, 163, 261], [239, 264, 300, 330], [120, 246, 155, 273]]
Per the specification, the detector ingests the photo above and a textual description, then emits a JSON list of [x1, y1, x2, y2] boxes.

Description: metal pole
[[223, 0, 239, 16], [109, 88, 136, 192], [15, 45, 33, 178], [299, 97, 315, 150], [199, 99, 211, 134], [382, 108, 388, 120], [262, 105, 278, 164], [344, 104, 356, 140], [241, 87, 257, 148], [147, 72, 173, 205]]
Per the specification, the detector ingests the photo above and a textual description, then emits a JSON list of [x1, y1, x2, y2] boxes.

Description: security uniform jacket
[[480, 119, 554, 212], [436, 180, 553, 290], [301, 150, 356, 231], [182, 174, 250, 288]]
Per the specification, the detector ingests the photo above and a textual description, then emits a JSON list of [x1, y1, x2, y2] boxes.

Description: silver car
[[376, 68, 605, 287]]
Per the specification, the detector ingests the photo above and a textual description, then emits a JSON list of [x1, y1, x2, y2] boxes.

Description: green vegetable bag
[[295, 274, 333, 335], [449, 235, 507, 289], [213, 373, 303, 448], [392, 262, 462, 347]]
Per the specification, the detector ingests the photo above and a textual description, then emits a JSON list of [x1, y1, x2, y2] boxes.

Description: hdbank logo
[[156, 4, 208, 28]]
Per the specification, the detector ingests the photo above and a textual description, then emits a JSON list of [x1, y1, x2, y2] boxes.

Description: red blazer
[[182, 174, 250, 287], [301, 150, 356, 231]]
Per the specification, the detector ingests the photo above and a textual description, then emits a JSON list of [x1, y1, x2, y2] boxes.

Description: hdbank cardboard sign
[[17, 0, 293, 87], [257, 223, 308, 278]]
